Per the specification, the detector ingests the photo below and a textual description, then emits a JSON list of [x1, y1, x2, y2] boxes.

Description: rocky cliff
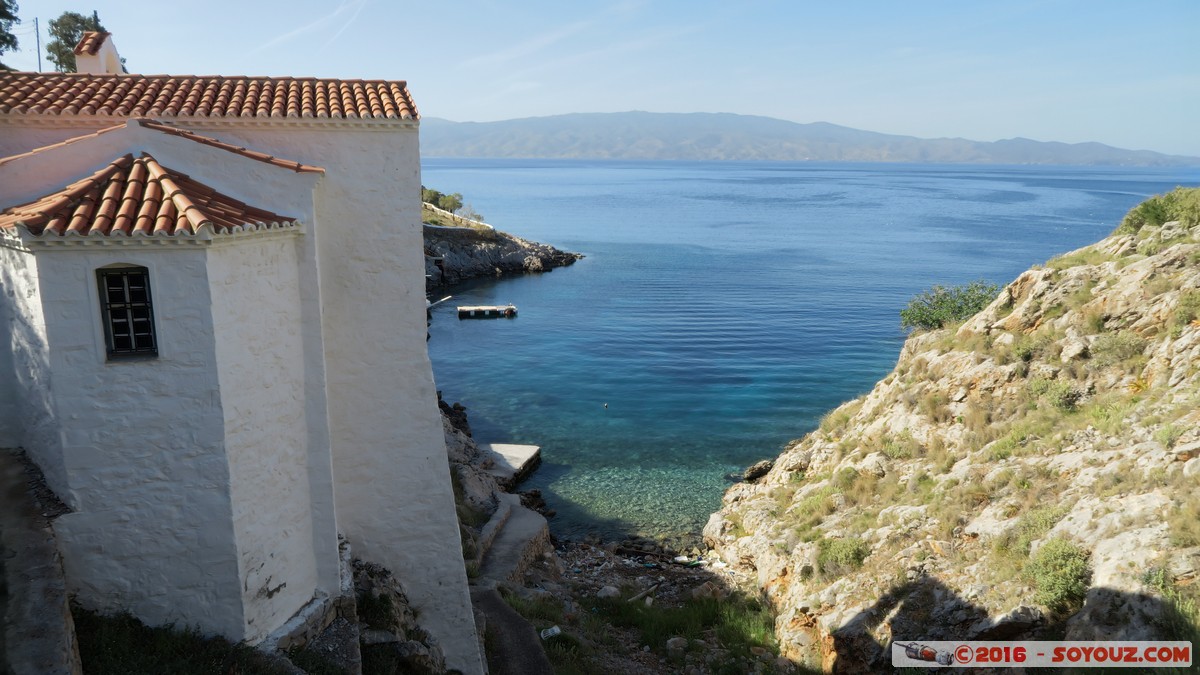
[[705, 199, 1200, 672], [423, 204, 582, 288]]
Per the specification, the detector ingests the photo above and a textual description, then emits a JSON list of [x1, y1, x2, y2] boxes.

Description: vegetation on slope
[[900, 280, 1000, 331], [707, 187, 1200, 671]]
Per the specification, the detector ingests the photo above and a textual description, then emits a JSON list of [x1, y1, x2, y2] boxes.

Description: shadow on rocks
[[825, 574, 1196, 673]]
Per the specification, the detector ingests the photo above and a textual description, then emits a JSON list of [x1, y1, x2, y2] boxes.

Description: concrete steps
[[470, 493, 555, 675], [475, 493, 550, 587]]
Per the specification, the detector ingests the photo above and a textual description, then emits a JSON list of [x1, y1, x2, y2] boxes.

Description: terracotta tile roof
[[0, 72, 419, 121], [74, 31, 109, 56], [0, 153, 297, 237], [135, 120, 324, 173]]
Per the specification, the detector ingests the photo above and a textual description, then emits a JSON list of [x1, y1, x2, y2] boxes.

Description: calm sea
[[421, 159, 1200, 544]]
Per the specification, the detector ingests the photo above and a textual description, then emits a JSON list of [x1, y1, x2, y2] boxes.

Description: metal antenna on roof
[[35, 18, 41, 71]]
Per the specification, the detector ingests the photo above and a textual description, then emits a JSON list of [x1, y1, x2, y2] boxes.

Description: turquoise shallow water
[[422, 160, 1200, 543]]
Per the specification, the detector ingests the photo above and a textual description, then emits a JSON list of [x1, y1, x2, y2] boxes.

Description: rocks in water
[[424, 223, 582, 288], [743, 459, 774, 483]]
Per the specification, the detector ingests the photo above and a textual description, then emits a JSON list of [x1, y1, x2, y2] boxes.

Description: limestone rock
[[424, 222, 582, 288], [1181, 457, 1199, 478], [704, 212, 1200, 666], [743, 459, 774, 483], [971, 605, 1043, 639]]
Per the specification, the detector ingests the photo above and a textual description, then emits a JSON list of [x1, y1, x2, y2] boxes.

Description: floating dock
[[458, 304, 517, 319]]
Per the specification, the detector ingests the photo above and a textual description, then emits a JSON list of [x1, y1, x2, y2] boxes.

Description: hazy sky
[[4, 1, 1197, 156]]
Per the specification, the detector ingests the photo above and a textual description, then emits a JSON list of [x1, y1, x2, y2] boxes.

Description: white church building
[[0, 32, 483, 673]]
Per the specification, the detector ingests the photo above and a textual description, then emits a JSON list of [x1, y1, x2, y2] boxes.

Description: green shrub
[[1026, 538, 1092, 613], [900, 280, 1001, 331], [818, 538, 871, 576], [1030, 378, 1084, 411], [1155, 424, 1185, 449], [1013, 332, 1053, 362], [1171, 291, 1200, 335], [881, 431, 920, 459], [1142, 567, 1200, 648], [1116, 187, 1200, 235], [994, 505, 1070, 558], [1169, 490, 1200, 548], [1091, 331, 1147, 368], [421, 185, 464, 213]]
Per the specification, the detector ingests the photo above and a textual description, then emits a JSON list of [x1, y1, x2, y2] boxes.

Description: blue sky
[[4, 1, 1197, 156]]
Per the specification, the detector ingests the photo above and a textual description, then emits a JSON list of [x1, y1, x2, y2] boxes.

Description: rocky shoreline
[[423, 220, 582, 289], [705, 208, 1200, 671], [439, 397, 794, 674]]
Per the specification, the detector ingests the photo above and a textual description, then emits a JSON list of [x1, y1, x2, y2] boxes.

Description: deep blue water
[[422, 160, 1200, 543]]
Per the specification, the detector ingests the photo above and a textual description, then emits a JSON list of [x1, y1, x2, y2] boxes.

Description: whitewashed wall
[[0, 123, 91, 159], [0, 244, 18, 443], [0, 126, 340, 642], [208, 235, 322, 642], [0, 117, 479, 671], [40, 247, 248, 638], [206, 123, 482, 673], [0, 244, 62, 489]]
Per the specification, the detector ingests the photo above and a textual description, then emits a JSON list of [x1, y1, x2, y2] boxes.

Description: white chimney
[[74, 32, 123, 75]]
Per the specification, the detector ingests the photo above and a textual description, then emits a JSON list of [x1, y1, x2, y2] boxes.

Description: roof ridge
[[0, 151, 298, 238], [0, 72, 418, 121], [0, 122, 127, 166], [135, 120, 324, 173], [2, 71, 408, 85]]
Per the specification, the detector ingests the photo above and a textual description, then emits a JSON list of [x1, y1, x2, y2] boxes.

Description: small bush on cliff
[[1116, 187, 1200, 235], [818, 538, 871, 576], [1026, 538, 1092, 614], [900, 280, 1000, 331], [1171, 290, 1200, 336], [1143, 567, 1200, 646]]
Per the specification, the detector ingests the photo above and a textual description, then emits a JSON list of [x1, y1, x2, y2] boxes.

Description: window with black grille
[[97, 267, 158, 359]]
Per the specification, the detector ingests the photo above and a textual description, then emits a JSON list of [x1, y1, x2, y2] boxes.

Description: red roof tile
[[0, 153, 297, 237], [0, 72, 419, 121], [74, 31, 109, 56]]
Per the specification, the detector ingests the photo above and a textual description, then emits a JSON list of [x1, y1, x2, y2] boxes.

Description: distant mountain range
[[420, 112, 1199, 166]]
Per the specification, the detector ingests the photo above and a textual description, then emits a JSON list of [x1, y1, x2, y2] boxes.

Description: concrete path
[[477, 496, 550, 587], [0, 450, 80, 675], [471, 588, 554, 675]]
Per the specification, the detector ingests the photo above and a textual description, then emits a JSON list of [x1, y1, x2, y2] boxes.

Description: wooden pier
[[457, 304, 517, 319]]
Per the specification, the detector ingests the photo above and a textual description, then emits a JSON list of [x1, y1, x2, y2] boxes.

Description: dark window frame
[[96, 267, 158, 359]]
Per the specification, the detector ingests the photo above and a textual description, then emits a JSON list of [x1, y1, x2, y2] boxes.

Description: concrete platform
[[478, 443, 541, 489]]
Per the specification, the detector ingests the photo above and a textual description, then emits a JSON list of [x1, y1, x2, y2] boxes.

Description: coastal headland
[[422, 202, 582, 288]]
